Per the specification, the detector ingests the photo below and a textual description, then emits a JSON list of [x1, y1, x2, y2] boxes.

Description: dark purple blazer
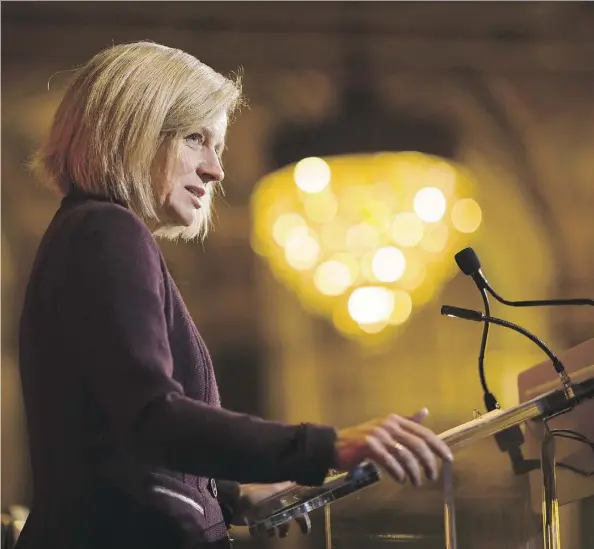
[[17, 192, 337, 549]]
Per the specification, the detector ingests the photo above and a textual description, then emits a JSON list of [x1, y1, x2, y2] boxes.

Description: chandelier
[[251, 151, 481, 345]]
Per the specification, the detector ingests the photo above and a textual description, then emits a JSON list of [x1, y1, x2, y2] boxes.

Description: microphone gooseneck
[[441, 306, 575, 400], [446, 248, 588, 475], [454, 248, 499, 411]]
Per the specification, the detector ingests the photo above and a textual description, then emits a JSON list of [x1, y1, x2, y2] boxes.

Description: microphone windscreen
[[455, 247, 481, 276]]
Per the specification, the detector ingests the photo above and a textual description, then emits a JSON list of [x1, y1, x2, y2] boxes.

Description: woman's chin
[[163, 206, 197, 228]]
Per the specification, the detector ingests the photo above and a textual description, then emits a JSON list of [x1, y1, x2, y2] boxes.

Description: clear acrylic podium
[[322, 341, 594, 549], [243, 341, 593, 549]]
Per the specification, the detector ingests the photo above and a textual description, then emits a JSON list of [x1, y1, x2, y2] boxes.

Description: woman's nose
[[198, 149, 224, 184]]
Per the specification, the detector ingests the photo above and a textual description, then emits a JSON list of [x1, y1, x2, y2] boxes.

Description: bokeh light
[[293, 157, 331, 193], [272, 213, 306, 246], [284, 229, 320, 270], [451, 198, 482, 234], [314, 260, 353, 296], [372, 246, 406, 283], [414, 186, 447, 222], [348, 286, 394, 325], [251, 152, 481, 344], [390, 213, 424, 247]]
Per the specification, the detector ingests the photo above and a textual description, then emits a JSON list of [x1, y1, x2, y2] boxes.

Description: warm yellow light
[[348, 286, 394, 325], [390, 213, 424, 247], [359, 321, 388, 334], [293, 157, 331, 193], [303, 190, 338, 223], [359, 251, 377, 283], [331, 252, 360, 283], [371, 247, 406, 283], [251, 152, 481, 344], [451, 198, 482, 234], [284, 229, 320, 270], [314, 261, 353, 296], [427, 162, 457, 195], [320, 219, 350, 252], [340, 186, 371, 221], [345, 223, 379, 256], [388, 290, 413, 325], [272, 213, 306, 246], [420, 223, 449, 254], [414, 187, 446, 223], [362, 200, 392, 231], [371, 180, 398, 207], [399, 254, 426, 291]]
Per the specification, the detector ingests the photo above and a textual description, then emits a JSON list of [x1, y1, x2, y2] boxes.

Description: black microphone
[[455, 247, 594, 307], [441, 306, 575, 400]]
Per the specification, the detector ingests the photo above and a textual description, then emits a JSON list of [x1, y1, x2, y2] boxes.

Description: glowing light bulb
[[348, 286, 394, 325], [293, 157, 331, 193], [413, 187, 446, 223], [371, 247, 406, 283]]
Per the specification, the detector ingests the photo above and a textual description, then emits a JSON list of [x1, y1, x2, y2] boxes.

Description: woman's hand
[[232, 482, 311, 538], [335, 408, 453, 486]]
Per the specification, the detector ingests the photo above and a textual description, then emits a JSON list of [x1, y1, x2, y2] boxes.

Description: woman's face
[[153, 112, 227, 227]]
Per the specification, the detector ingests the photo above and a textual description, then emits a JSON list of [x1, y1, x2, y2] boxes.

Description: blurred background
[[2, 2, 594, 548]]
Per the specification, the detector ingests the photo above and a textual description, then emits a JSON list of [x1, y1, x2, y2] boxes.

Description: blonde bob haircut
[[32, 41, 243, 240]]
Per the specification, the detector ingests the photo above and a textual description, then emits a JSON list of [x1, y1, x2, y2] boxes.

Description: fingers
[[366, 434, 407, 483], [397, 415, 454, 463], [297, 513, 312, 535], [277, 522, 290, 538], [374, 412, 454, 486], [390, 428, 437, 484], [336, 410, 454, 489], [409, 407, 429, 424]]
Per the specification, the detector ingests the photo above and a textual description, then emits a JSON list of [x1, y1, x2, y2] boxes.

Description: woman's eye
[[185, 133, 205, 146]]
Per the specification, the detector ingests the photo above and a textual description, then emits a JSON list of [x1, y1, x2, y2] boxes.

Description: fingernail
[[447, 452, 454, 462]]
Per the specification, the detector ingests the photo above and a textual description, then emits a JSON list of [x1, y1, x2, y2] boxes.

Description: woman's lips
[[185, 186, 205, 208]]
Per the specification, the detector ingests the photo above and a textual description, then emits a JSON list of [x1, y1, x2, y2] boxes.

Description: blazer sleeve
[[59, 206, 337, 487], [215, 480, 241, 527]]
